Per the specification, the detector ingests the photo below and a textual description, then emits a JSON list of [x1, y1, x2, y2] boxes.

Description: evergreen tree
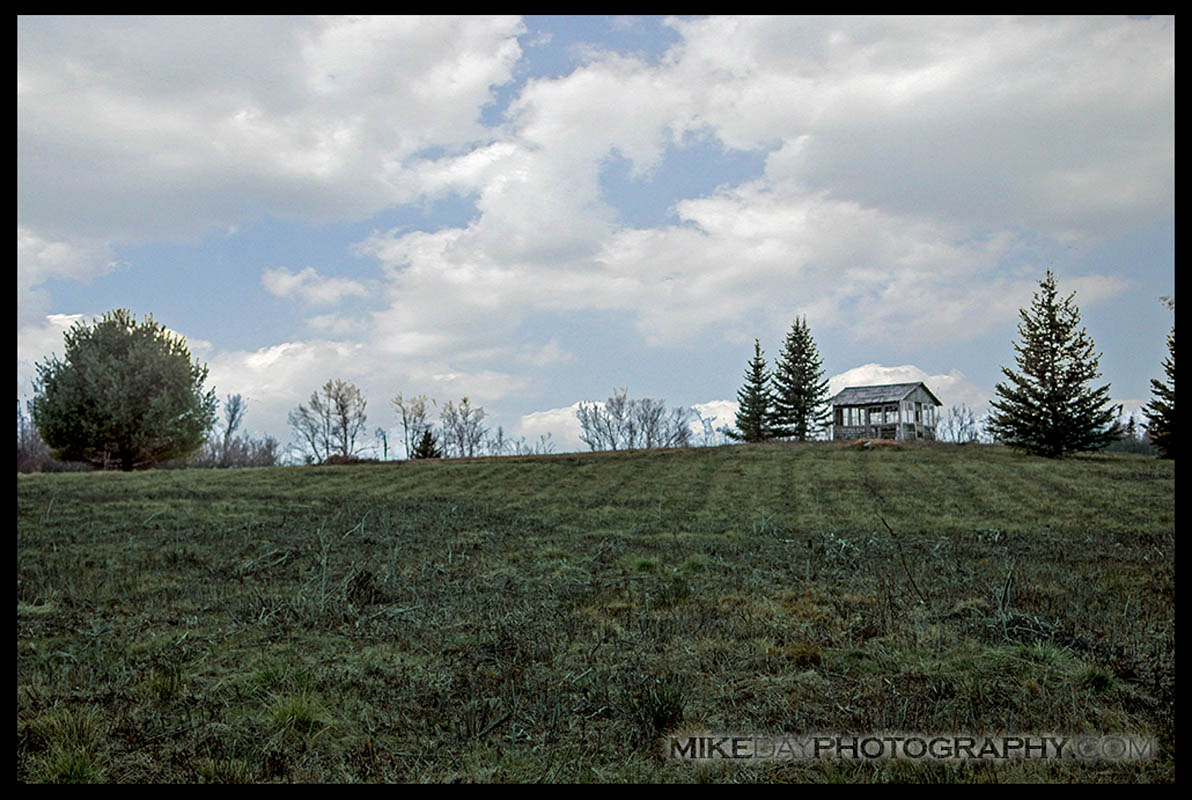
[[409, 429, 443, 459], [772, 315, 831, 441], [29, 309, 217, 470], [1143, 325, 1174, 458], [986, 270, 1121, 458], [727, 339, 780, 443]]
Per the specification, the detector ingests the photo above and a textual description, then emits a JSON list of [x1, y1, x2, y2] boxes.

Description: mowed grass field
[[17, 441, 1175, 783]]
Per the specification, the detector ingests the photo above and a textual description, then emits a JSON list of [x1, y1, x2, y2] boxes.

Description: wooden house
[[830, 382, 943, 441]]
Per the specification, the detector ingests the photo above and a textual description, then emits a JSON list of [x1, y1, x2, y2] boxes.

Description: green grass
[[16, 441, 1175, 782]]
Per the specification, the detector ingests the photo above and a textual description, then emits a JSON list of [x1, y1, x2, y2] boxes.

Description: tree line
[[296, 389, 556, 464], [18, 274, 1175, 471], [716, 272, 1173, 459]]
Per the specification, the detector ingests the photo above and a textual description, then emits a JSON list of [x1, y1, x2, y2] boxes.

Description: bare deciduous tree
[[329, 380, 368, 458], [938, 404, 983, 443], [193, 394, 280, 468], [392, 393, 435, 459], [17, 399, 51, 473], [577, 387, 630, 450], [577, 388, 695, 451], [289, 379, 368, 463], [693, 410, 733, 447], [440, 397, 488, 458], [484, 427, 555, 457], [633, 396, 694, 449], [220, 393, 246, 466], [289, 401, 331, 464]]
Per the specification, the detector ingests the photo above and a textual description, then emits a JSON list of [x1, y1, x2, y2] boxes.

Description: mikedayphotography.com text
[[668, 734, 1155, 763]]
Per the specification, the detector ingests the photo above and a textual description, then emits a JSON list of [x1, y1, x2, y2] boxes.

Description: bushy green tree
[[772, 316, 831, 441], [986, 271, 1121, 458], [727, 339, 780, 443], [29, 309, 217, 470], [1144, 325, 1174, 458]]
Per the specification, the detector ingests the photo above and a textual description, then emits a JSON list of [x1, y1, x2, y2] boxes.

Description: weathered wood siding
[[831, 383, 940, 441]]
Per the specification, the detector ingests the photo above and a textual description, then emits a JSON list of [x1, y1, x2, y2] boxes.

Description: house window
[[915, 402, 922, 424]]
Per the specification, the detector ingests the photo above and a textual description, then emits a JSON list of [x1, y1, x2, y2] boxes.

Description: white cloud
[[17, 228, 115, 284], [205, 340, 373, 442], [17, 16, 525, 243], [828, 363, 991, 414], [690, 399, 739, 441], [198, 335, 534, 446], [666, 15, 1173, 237], [691, 399, 737, 426], [516, 340, 574, 367], [353, 16, 1163, 357], [306, 314, 370, 337], [17, 228, 119, 327], [261, 267, 368, 306], [516, 402, 587, 452]]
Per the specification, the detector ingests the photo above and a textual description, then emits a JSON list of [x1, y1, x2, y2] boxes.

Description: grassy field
[[17, 441, 1175, 782]]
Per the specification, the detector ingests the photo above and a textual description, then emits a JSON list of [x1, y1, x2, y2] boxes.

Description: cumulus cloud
[[666, 15, 1174, 238], [517, 402, 587, 452], [17, 228, 119, 327], [690, 399, 739, 441], [261, 267, 368, 306], [355, 15, 1164, 359], [198, 336, 533, 445], [516, 340, 574, 367], [828, 363, 991, 414], [17, 16, 524, 245]]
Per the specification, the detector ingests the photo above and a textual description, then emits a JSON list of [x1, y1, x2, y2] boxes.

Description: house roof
[[830, 382, 942, 407]]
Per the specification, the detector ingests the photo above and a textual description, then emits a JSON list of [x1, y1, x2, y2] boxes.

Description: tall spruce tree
[[727, 339, 780, 443], [772, 315, 831, 440], [1143, 325, 1174, 458], [986, 270, 1121, 458]]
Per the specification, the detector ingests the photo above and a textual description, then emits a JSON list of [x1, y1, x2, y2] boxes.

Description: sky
[[17, 15, 1175, 457]]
